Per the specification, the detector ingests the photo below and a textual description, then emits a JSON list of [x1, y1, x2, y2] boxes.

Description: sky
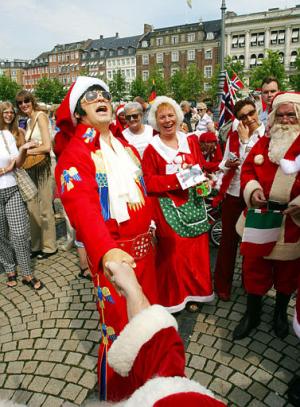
[[0, 0, 297, 60]]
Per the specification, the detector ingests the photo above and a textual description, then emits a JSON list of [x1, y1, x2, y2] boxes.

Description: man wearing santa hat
[[103, 261, 226, 406], [54, 77, 158, 401], [234, 92, 300, 340]]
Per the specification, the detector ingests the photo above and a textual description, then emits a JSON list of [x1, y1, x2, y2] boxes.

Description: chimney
[[144, 24, 153, 34], [115, 32, 119, 38], [99, 35, 104, 39]]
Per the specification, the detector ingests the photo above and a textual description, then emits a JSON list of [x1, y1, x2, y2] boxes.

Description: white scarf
[[100, 135, 141, 223]]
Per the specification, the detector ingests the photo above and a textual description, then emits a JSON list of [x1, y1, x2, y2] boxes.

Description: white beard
[[268, 123, 300, 164]]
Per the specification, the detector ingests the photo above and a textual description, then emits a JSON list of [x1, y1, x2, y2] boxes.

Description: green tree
[[206, 64, 221, 106], [169, 70, 185, 102], [289, 50, 300, 91], [35, 77, 66, 104], [224, 56, 246, 84], [130, 75, 147, 100], [0, 75, 20, 102], [182, 64, 204, 101], [147, 65, 169, 97], [249, 50, 286, 90], [109, 70, 127, 102]]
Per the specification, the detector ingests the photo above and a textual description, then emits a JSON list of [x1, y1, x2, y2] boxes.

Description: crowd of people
[[0, 74, 299, 405]]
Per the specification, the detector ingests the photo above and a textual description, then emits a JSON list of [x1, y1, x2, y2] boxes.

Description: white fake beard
[[268, 123, 300, 164]]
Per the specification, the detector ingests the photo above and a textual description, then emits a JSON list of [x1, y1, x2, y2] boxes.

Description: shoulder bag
[[22, 112, 47, 170]]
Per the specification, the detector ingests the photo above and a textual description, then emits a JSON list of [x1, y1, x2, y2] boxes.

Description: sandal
[[78, 267, 92, 281], [22, 277, 44, 290], [186, 302, 201, 313], [7, 274, 17, 288]]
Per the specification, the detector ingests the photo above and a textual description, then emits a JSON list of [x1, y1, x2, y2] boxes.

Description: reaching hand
[[102, 248, 136, 291], [237, 121, 250, 144], [251, 189, 267, 207], [225, 158, 241, 168], [284, 205, 300, 216]]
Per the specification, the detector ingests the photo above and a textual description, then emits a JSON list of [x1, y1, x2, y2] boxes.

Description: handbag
[[22, 112, 47, 170], [1, 131, 38, 202]]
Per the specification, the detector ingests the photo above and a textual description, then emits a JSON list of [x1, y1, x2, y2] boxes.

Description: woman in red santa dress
[[142, 96, 214, 313], [54, 76, 158, 401]]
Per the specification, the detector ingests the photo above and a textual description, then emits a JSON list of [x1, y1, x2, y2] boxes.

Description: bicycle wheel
[[209, 219, 222, 247]]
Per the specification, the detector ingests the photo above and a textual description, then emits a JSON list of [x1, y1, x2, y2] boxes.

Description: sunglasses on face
[[238, 109, 256, 121], [197, 108, 205, 112], [3, 111, 15, 115], [125, 113, 140, 121], [275, 112, 297, 120], [81, 89, 111, 104], [17, 98, 31, 106]]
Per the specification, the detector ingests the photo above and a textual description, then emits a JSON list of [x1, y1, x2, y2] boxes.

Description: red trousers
[[214, 193, 245, 297], [243, 256, 300, 296]]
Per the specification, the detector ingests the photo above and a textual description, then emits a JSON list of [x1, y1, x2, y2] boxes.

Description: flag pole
[[216, 0, 227, 122]]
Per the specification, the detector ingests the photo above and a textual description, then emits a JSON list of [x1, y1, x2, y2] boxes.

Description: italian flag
[[240, 208, 283, 257]]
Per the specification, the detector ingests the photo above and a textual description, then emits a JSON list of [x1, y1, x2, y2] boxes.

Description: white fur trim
[[148, 96, 184, 131], [165, 294, 215, 314], [150, 132, 191, 163], [293, 310, 300, 339], [272, 93, 300, 110], [108, 305, 177, 377], [243, 180, 263, 207], [123, 376, 217, 407], [280, 155, 300, 174], [69, 76, 109, 115]]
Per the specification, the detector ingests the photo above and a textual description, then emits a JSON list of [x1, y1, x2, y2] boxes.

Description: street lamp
[[217, 0, 227, 110]]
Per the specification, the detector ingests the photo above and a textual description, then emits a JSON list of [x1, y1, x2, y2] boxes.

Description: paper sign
[[176, 164, 207, 190]]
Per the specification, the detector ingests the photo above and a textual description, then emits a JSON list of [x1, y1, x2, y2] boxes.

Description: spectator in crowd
[[199, 131, 223, 174], [54, 76, 158, 401], [134, 96, 151, 125], [122, 101, 155, 158], [259, 76, 280, 127], [214, 99, 265, 301], [195, 102, 215, 134], [0, 102, 25, 148], [0, 120, 44, 290], [180, 100, 197, 132], [110, 104, 128, 139], [102, 261, 225, 406], [142, 96, 214, 314], [234, 92, 300, 340]]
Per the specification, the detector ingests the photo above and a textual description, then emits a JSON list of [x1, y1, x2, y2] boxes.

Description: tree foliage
[[249, 50, 286, 90], [147, 65, 169, 97], [0, 75, 21, 102], [169, 64, 203, 103], [109, 70, 127, 102], [169, 70, 185, 102], [206, 64, 221, 106], [35, 77, 66, 104], [224, 56, 246, 83], [289, 50, 300, 91], [130, 75, 148, 100]]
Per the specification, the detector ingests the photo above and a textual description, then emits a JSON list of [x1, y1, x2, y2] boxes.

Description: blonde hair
[[0, 101, 24, 148], [148, 96, 184, 131]]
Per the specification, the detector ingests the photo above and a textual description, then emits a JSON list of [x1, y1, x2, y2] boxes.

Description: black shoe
[[233, 294, 262, 340], [37, 249, 58, 260], [273, 292, 291, 339], [288, 377, 300, 406], [30, 250, 42, 259]]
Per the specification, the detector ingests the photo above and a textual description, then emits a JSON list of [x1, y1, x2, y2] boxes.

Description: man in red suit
[[54, 76, 158, 401], [234, 92, 300, 340]]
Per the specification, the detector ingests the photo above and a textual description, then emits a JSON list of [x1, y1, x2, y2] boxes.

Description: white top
[[218, 123, 265, 197], [195, 113, 213, 133], [0, 130, 19, 189], [122, 124, 153, 158]]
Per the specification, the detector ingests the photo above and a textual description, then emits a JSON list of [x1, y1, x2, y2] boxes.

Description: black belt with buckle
[[267, 200, 288, 211]]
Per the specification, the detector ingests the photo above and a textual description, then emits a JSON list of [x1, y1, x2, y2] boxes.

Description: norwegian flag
[[229, 72, 244, 99], [218, 71, 235, 128]]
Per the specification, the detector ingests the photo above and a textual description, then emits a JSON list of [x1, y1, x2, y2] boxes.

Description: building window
[[232, 36, 238, 48], [171, 35, 179, 45], [250, 54, 257, 67], [290, 51, 298, 67], [278, 30, 285, 44], [156, 37, 163, 46], [187, 49, 195, 61], [278, 52, 284, 64], [171, 51, 179, 62], [270, 30, 285, 45], [187, 32, 195, 42], [156, 53, 164, 63], [238, 35, 245, 48], [107, 71, 112, 80], [142, 55, 149, 65], [49, 56, 53, 63], [204, 82, 211, 91], [257, 54, 264, 65], [258, 33, 265, 46], [204, 65, 212, 78], [171, 67, 179, 76], [205, 49, 212, 59], [231, 34, 245, 49], [239, 55, 245, 65], [58, 55, 61, 62], [270, 31, 278, 45], [292, 28, 299, 43], [142, 70, 149, 81], [250, 34, 257, 47], [141, 40, 148, 48], [206, 32, 214, 40]]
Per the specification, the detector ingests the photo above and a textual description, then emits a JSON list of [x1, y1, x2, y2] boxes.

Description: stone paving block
[[35, 349, 52, 361], [230, 344, 248, 358], [253, 330, 273, 344], [229, 372, 252, 389], [4, 350, 20, 362], [27, 321, 42, 330], [252, 368, 272, 384], [35, 361, 56, 376], [214, 350, 233, 365], [248, 382, 269, 400], [61, 383, 82, 401], [58, 304, 71, 311], [71, 330, 89, 341], [0, 374, 6, 387], [76, 341, 94, 354], [188, 354, 206, 370], [12, 323, 27, 333], [37, 312, 51, 321], [209, 377, 232, 397], [198, 333, 217, 347], [42, 395, 64, 407], [0, 325, 12, 335], [62, 340, 80, 352], [75, 388, 89, 406], [57, 329, 73, 340], [22, 361, 39, 374], [282, 344, 299, 359], [228, 387, 251, 406], [269, 338, 286, 352], [43, 328, 59, 339], [229, 357, 250, 373], [35, 338, 50, 349], [213, 338, 232, 352], [13, 330, 29, 341], [18, 339, 34, 350], [264, 348, 282, 363], [12, 389, 32, 405], [83, 320, 99, 330], [215, 365, 233, 380], [65, 352, 83, 366], [0, 333, 13, 344], [49, 350, 66, 362], [193, 371, 213, 387], [86, 331, 100, 343], [80, 355, 98, 371], [6, 361, 24, 374], [44, 378, 65, 395], [42, 319, 56, 329], [0, 362, 6, 373], [5, 374, 25, 389], [0, 390, 15, 401], [281, 356, 299, 372], [28, 375, 50, 392], [2, 341, 17, 352], [9, 316, 22, 326], [69, 320, 84, 329], [264, 392, 287, 407], [51, 311, 65, 319], [248, 400, 269, 407], [186, 341, 201, 355], [78, 371, 97, 389], [65, 367, 84, 384], [244, 351, 262, 366], [274, 368, 294, 384], [50, 363, 70, 379], [56, 319, 71, 328], [268, 377, 288, 395], [28, 392, 47, 407], [47, 339, 64, 350], [248, 340, 268, 354], [200, 346, 217, 359]]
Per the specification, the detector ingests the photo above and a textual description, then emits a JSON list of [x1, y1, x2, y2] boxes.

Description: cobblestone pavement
[[0, 234, 299, 406]]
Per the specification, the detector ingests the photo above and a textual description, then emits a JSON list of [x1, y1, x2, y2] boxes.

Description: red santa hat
[[116, 104, 125, 116], [199, 131, 218, 143]]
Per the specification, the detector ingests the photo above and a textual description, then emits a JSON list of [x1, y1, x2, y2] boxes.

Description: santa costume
[[54, 77, 158, 400], [198, 131, 223, 173], [142, 97, 214, 313], [234, 92, 300, 340]]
